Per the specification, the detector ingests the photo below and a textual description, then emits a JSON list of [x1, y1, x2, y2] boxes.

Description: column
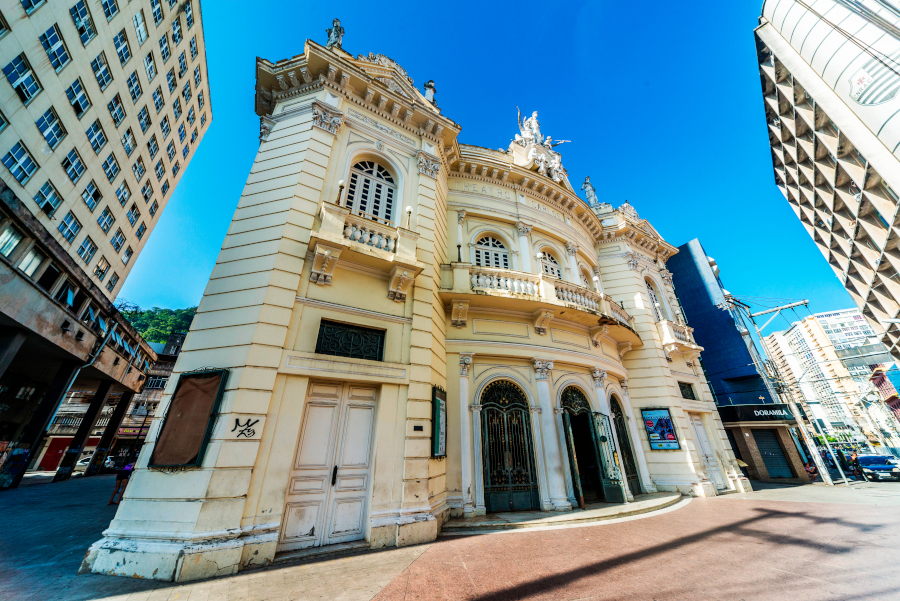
[[83, 391, 134, 477], [620, 380, 657, 493], [517, 222, 533, 273], [459, 354, 475, 516], [53, 380, 114, 482], [533, 359, 572, 511], [592, 267, 604, 296], [0, 360, 80, 490], [0, 329, 26, 380], [529, 405, 552, 510], [592, 370, 633, 501], [554, 408, 575, 505], [566, 243, 579, 284], [456, 210, 466, 262], [471, 404, 486, 514]]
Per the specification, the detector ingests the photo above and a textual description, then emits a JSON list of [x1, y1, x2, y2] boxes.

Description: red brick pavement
[[375, 497, 900, 601]]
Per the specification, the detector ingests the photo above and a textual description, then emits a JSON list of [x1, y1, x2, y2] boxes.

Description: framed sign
[[149, 368, 228, 468], [432, 385, 447, 458], [640, 407, 680, 450]]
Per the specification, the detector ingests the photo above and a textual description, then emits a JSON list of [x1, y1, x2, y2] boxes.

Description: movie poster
[[641, 408, 680, 450]]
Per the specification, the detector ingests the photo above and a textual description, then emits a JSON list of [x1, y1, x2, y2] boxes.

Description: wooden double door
[[278, 382, 377, 552]]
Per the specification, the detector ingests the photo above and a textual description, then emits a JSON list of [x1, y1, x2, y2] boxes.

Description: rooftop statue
[[326, 18, 344, 50], [582, 176, 598, 205], [516, 108, 544, 146]]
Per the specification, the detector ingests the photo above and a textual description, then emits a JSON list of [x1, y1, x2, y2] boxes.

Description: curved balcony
[[440, 262, 640, 345], [657, 319, 702, 359]]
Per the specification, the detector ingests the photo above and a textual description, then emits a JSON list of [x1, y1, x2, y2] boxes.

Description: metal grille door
[[611, 399, 642, 495], [752, 429, 794, 478], [481, 381, 539, 512]]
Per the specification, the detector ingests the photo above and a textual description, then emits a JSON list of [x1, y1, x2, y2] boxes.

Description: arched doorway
[[481, 380, 540, 512], [611, 397, 642, 495], [560, 386, 604, 507]]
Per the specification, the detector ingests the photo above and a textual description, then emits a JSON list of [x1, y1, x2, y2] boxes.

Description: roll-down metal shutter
[[752, 429, 793, 478]]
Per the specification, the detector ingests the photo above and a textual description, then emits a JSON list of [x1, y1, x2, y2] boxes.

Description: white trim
[[295, 296, 412, 324]]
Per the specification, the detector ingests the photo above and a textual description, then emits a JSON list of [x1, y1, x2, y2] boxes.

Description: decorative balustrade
[[657, 319, 698, 349], [342, 213, 397, 252], [555, 281, 601, 312], [671, 322, 690, 343], [604, 297, 631, 326], [470, 266, 542, 297]]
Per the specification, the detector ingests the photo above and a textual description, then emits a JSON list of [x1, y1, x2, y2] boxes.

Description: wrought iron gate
[[611, 398, 642, 495], [481, 381, 540, 512]]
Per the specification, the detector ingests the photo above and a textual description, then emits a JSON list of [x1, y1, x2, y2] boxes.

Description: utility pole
[[730, 298, 837, 486]]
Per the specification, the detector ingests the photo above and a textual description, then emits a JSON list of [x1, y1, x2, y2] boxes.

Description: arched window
[[345, 160, 396, 224], [539, 251, 561, 278], [474, 236, 509, 269], [581, 270, 593, 290], [645, 279, 665, 322]]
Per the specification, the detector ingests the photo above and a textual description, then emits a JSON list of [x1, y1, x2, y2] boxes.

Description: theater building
[[84, 29, 747, 583]]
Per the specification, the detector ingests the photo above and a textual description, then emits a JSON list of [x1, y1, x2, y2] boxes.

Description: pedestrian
[[850, 451, 866, 482], [108, 462, 134, 505], [804, 462, 818, 481]]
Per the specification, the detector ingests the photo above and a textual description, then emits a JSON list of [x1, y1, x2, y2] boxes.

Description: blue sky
[[119, 0, 856, 332]]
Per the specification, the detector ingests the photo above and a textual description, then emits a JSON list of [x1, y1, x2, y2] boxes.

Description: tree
[[117, 300, 197, 343]]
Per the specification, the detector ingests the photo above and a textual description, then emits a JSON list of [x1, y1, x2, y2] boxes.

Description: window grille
[[345, 161, 396, 224], [539, 252, 561, 278], [645, 280, 663, 322], [678, 382, 696, 400], [474, 236, 509, 268], [315, 320, 385, 361]]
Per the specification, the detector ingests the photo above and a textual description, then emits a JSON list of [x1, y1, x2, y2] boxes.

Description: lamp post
[[334, 179, 345, 205]]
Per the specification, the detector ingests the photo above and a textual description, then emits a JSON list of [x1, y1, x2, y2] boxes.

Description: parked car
[[858, 455, 900, 481], [74, 456, 92, 472]]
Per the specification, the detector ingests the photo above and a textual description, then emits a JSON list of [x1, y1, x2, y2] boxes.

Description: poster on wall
[[640, 408, 680, 450], [432, 386, 447, 458]]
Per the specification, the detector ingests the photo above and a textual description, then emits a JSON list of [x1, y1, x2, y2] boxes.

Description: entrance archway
[[611, 396, 642, 495], [481, 380, 540, 512], [560, 386, 604, 507]]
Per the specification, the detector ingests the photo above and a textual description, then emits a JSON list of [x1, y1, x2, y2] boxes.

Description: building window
[[193, 65, 201, 86], [149, 199, 159, 215], [132, 157, 146, 180], [160, 181, 168, 196], [106, 272, 118, 292], [161, 116, 171, 138], [66, 78, 90, 117], [172, 16, 182, 44], [197, 90, 204, 110], [20, 0, 46, 15], [93, 256, 110, 281], [126, 71, 142, 102], [200, 112, 206, 127], [178, 51, 187, 77], [166, 140, 175, 160], [18, 246, 45, 278], [59, 212, 81, 242], [115, 181, 130, 206], [90, 52, 112, 89], [645, 279, 665, 322], [150, 0, 163, 25], [122, 246, 133, 264], [185, 2, 193, 27], [182, 80, 191, 102], [62, 149, 85, 183], [138, 106, 151, 132], [77, 236, 97, 263], [81, 180, 101, 210], [315, 320, 385, 361], [101, 153, 120, 181], [136, 222, 146, 240], [154, 159, 164, 180], [177, 123, 186, 142], [539, 251, 561, 278], [0, 111, 6, 132], [97, 207, 114, 233], [0, 226, 23, 257], [678, 382, 696, 400], [186, 107, 195, 126], [110, 228, 125, 251], [40, 25, 71, 72], [171, 161, 180, 177], [3, 141, 37, 184], [133, 11, 148, 45], [108, 94, 126, 126], [127, 203, 140, 225], [190, 128, 197, 144], [70, 1, 96, 45], [166, 68, 176, 93], [147, 135, 159, 158], [144, 52, 156, 82], [101, 0, 118, 20], [34, 181, 62, 215], [159, 33, 170, 62], [36, 108, 66, 149], [182, 144, 188, 159], [113, 29, 130, 65], [146, 376, 168, 389], [152, 86, 164, 112], [345, 161, 396, 224], [141, 180, 153, 202], [85, 120, 106, 153], [4, 54, 41, 104], [189, 36, 197, 59], [172, 97, 182, 119], [121, 127, 136, 156], [473, 237, 509, 268]]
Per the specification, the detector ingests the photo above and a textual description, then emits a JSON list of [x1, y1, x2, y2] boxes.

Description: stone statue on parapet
[[326, 18, 344, 50], [516, 107, 544, 145], [543, 136, 570, 150], [582, 176, 598, 205]]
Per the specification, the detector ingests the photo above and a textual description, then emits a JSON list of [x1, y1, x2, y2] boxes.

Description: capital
[[516, 222, 532, 236], [459, 353, 473, 376], [469, 404, 482, 412], [566, 242, 578, 256], [533, 358, 553, 380], [591, 368, 607, 386], [457, 210, 466, 225]]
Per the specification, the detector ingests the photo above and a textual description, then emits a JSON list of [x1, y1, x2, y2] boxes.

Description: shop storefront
[[718, 404, 810, 483]]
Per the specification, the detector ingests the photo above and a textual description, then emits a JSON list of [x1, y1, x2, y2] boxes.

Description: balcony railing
[[555, 281, 601, 312], [471, 266, 542, 296], [657, 319, 699, 350], [316, 201, 418, 258], [343, 212, 397, 252]]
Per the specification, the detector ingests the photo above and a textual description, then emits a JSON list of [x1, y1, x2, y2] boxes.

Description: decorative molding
[[516, 222, 532, 236], [259, 116, 275, 142], [349, 109, 415, 146], [459, 353, 473, 377], [529, 406, 543, 413], [417, 151, 441, 179], [626, 252, 640, 270], [294, 297, 412, 324], [566, 242, 578, 256], [312, 100, 343, 135], [554, 408, 565, 415], [620, 379, 628, 394], [469, 404, 482, 412], [284, 354, 408, 382], [618, 342, 633, 356], [533, 358, 554, 380], [387, 266, 414, 303], [591, 368, 607, 387], [660, 269, 674, 287], [589, 325, 609, 348], [451, 300, 469, 328], [457, 210, 466, 225], [532, 309, 554, 336], [309, 243, 342, 286]]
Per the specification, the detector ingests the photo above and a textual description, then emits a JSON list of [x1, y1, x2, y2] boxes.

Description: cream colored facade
[[83, 37, 746, 583]]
